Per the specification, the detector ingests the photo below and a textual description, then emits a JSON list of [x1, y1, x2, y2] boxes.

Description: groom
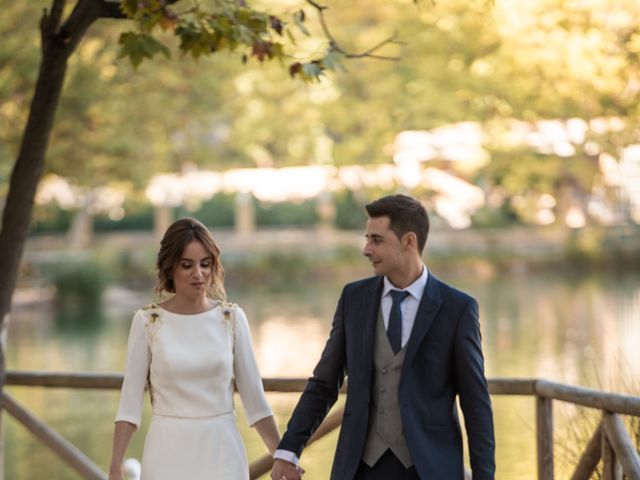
[[271, 194, 495, 479]]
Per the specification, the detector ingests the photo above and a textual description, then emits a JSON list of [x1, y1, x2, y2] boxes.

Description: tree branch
[[99, 0, 127, 19], [49, 0, 67, 31], [56, 0, 109, 53], [40, 0, 67, 51], [306, 0, 402, 60], [97, 0, 182, 19]]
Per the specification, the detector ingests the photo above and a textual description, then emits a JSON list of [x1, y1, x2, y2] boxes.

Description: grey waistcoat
[[361, 309, 413, 468]]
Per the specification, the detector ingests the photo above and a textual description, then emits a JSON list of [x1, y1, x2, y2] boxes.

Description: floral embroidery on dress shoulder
[[219, 301, 237, 320], [218, 301, 238, 350], [138, 304, 161, 406], [141, 303, 163, 345]]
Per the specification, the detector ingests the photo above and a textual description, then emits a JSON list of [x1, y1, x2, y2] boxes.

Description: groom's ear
[[402, 231, 418, 250]]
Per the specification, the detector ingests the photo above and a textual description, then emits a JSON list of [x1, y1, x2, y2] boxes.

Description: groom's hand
[[271, 458, 302, 480]]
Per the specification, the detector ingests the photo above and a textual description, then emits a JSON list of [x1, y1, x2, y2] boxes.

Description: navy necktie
[[387, 290, 410, 354]]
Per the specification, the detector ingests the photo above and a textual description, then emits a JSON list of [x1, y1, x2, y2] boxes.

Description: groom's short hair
[[365, 194, 430, 253]]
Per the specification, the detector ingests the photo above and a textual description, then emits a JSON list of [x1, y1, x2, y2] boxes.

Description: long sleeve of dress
[[115, 310, 150, 429], [233, 307, 273, 426]]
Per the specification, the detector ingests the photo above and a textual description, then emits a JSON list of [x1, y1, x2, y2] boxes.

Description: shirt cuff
[[273, 449, 299, 466]]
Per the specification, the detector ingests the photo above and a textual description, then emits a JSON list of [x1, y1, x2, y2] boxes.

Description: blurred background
[[2, 0, 640, 478]]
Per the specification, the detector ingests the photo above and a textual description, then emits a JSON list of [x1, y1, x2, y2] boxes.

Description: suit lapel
[[404, 273, 444, 366], [355, 277, 383, 388]]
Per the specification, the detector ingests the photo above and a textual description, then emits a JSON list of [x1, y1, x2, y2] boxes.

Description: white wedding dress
[[115, 303, 272, 479]]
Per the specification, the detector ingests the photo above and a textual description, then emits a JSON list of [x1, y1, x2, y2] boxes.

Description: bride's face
[[171, 240, 213, 300]]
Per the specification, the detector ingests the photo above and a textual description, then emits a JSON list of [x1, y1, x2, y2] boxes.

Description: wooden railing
[[3, 371, 640, 480]]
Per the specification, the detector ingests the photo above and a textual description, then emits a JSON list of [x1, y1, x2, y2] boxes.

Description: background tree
[[0, 0, 400, 398], [478, 0, 640, 220], [2, 0, 639, 397]]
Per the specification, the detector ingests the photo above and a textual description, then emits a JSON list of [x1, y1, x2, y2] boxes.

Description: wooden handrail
[[534, 379, 640, 417], [490, 377, 537, 395], [4, 371, 537, 393], [3, 371, 537, 394], [5, 371, 640, 480], [6, 371, 123, 389], [2, 393, 107, 480], [7, 371, 640, 415], [4, 371, 322, 393]]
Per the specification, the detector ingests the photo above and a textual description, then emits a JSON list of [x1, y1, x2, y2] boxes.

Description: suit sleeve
[[453, 298, 496, 480], [277, 288, 348, 457]]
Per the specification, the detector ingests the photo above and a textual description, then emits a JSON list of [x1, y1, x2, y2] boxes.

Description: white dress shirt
[[381, 264, 428, 349], [273, 265, 429, 465]]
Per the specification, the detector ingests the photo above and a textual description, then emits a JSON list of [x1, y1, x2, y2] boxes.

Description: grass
[[554, 367, 640, 478]]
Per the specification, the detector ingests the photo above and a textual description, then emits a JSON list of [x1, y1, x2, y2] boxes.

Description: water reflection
[[5, 270, 640, 479], [54, 304, 106, 337], [460, 271, 640, 386]]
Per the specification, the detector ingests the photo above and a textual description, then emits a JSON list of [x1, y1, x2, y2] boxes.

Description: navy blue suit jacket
[[279, 273, 495, 479]]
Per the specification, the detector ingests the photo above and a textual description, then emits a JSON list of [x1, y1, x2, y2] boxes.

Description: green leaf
[[176, 22, 211, 58], [322, 51, 345, 72], [302, 62, 323, 80], [144, 35, 171, 59], [119, 0, 138, 17], [118, 32, 170, 68], [235, 24, 257, 45]]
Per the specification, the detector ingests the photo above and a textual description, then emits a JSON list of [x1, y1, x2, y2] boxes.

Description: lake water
[[5, 269, 640, 479]]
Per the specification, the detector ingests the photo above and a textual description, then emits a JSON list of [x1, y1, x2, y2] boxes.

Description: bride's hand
[[108, 468, 125, 480]]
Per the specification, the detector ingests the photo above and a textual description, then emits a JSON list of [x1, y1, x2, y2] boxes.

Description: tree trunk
[[0, 0, 105, 404]]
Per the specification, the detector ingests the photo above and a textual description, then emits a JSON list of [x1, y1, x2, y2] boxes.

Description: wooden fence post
[[602, 413, 640, 479], [536, 396, 554, 480], [569, 422, 602, 480], [601, 427, 623, 480]]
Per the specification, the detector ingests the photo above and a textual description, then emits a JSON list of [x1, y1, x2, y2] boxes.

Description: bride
[[109, 218, 281, 479]]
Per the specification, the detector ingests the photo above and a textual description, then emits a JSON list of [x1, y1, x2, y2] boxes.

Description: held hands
[[271, 458, 305, 480], [108, 471, 125, 480]]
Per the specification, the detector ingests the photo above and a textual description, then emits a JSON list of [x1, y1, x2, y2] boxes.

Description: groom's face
[[363, 216, 409, 278]]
